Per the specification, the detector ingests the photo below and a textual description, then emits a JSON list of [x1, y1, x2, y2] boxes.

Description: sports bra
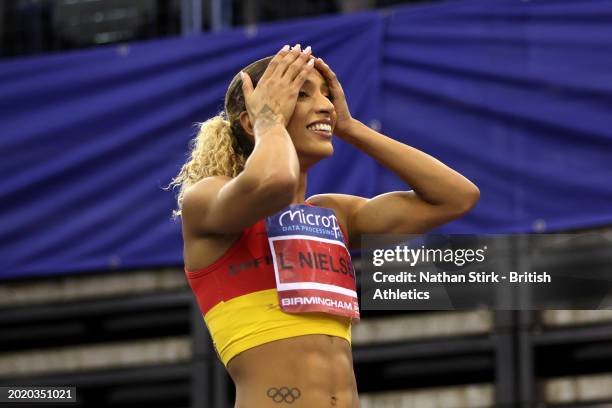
[[184, 205, 352, 367]]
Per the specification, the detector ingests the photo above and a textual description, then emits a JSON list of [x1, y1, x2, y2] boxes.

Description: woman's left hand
[[314, 57, 355, 139]]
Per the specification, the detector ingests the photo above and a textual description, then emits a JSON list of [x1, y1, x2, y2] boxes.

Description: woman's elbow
[[455, 184, 480, 215]]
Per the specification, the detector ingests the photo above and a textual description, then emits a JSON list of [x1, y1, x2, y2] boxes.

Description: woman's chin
[[297, 143, 334, 164], [323, 142, 334, 155], [314, 142, 334, 159]]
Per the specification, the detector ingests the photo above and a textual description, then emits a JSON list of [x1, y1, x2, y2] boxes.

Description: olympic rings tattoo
[[266, 386, 301, 403]]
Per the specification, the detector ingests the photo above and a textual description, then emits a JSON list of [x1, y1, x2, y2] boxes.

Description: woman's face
[[285, 68, 336, 165]]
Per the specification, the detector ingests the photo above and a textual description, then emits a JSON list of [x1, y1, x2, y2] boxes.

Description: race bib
[[265, 204, 360, 321]]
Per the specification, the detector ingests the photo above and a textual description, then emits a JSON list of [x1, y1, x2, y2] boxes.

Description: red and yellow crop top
[[184, 214, 352, 367]]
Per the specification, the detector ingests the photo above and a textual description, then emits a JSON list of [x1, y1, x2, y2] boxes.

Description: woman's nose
[[315, 93, 334, 113]]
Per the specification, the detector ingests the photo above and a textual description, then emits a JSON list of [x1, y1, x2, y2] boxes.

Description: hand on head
[[241, 44, 315, 129], [313, 56, 353, 138]]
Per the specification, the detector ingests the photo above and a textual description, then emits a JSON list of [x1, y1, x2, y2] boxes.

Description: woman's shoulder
[[306, 194, 366, 244], [306, 193, 367, 215], [181, 176, 233, 221]]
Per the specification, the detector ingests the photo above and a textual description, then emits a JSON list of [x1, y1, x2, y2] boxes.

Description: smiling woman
[[167, 43, 479, 407]]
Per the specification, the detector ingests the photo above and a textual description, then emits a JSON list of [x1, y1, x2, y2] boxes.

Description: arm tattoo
[[254, 104, 283, 133], [266, 386, 301, 404]]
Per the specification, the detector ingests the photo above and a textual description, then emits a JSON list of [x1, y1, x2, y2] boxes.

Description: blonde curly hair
[[167, 56, 273, 218]]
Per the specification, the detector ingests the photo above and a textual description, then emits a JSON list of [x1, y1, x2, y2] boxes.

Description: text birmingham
[[281, 296, 355, 310]]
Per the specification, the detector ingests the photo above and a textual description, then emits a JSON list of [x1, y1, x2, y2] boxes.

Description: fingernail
[[307, 58, 314, 66], [281, 44, 289, 51], [303, 45, 311, 54], [292, 44, 301, 51]]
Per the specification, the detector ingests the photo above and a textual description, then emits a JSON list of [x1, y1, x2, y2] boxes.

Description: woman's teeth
[[307, 123, 332, 132]]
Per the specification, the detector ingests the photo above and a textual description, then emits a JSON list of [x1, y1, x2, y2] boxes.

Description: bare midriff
[[227, 334, 359, 408]]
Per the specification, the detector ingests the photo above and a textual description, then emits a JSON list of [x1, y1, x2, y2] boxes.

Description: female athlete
[[169, 44, 480, 407]]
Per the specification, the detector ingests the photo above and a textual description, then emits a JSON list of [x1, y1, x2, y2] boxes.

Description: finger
[[314, 58, 336, 82], [314, 58, 341, 91], [240, 71, 254, 97], [259, 44, 291, 83], [291, 57, 315, 89], [284, 47, 312, 82], [276, 44, 306, 78]]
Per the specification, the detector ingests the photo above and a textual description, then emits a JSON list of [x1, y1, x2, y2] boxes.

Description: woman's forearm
[[240, 113, 300, 195], [340, 119, 479, 209]]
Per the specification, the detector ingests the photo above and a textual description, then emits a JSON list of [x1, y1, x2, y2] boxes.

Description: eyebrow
[[303, 79, 330, 92]]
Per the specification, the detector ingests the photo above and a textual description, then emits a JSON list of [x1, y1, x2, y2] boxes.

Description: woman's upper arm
[[182, 174, 295, 236], [309, 191, 474, 249]]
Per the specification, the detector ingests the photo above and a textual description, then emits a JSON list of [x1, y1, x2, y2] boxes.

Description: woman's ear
[[239, 111, 255, 140]]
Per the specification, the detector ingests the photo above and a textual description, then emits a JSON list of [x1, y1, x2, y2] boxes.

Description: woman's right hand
[[241, 44, 315, 129]]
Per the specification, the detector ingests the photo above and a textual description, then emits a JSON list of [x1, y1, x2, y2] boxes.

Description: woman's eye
[[298, 91, 308, 98]]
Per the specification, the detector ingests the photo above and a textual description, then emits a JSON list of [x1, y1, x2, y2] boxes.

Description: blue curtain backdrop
[[1, 1, 611, 279], [381, 0, 612, 233]]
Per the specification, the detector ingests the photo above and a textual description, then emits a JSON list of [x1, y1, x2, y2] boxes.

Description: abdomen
[[229, 334, 359, 408]]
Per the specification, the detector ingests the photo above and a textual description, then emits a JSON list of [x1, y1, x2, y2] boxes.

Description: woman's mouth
[[306, 123, 333, 138]]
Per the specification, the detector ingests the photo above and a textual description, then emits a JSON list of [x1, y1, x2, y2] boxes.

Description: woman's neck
[[291, 170, 308, 204]]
